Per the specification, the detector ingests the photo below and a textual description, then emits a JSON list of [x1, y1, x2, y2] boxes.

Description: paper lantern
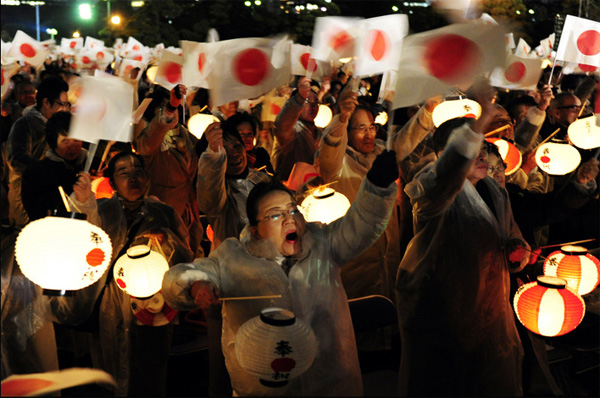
[[15, 214, 112, 295], [314, 104, 332, 128], [513, 275, 585, 337], [113, 244, 169, 298], [374, 110, 388, 126], [91, 176, 114, 199], [187, 113, 219, 139], [535, 141, 581, 175], [235, 308, 317, 387], [299, 186, 350, 224], [145, 65, 158, 84], [432, 98, 481, 128], [543, 245, 600, 296], [568, 116, 600, 150], [486, 137, 522, 176]]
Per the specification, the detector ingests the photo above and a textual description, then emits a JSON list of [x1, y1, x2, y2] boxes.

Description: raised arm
[[274, 77, 311, 147], [196, 122, 228, 216], [391, 96, 440, 162]]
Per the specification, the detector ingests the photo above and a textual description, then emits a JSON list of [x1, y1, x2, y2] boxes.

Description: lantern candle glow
[[543, 245, 600, 296], [299, 186, 350, 224]]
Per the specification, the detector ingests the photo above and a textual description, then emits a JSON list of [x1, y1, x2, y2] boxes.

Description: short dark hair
[[506, 95, 537, 121], [247, 180, 294, 226], [36, 76, 69, 108], [551, 92, 578, 109], [432, 117, 474, 154], [222, 123, 245, 147], [224, 112, 257, 136], [45, 111, 72, 150], [487, 141, 507, 169], [105, 151, 143, 186]]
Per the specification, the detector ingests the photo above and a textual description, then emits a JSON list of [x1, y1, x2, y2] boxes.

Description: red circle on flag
[[369, 29, 390, 61], [579, 63, 598, 72], [198, 52, 206, 72], [132, 44, 140, 51], [165, 62, 182, 83], [20, 43, 36, 58], [540, 155, 551, 163], [233, 48, 269, 86], [86, 248, 105, 266], [96, 51, 105, 60], [329, 30, 354, 53], [116, 278, 126, 289], [423, 34, 482, 83], [82, 56, 91, 64], [271, 103, 282, 115], [70, 41, 77, 49], [133, 54, 143, 61], [300, 52, 318, 72], [576, 30, 600, 56], [504, 61, 526, 82]]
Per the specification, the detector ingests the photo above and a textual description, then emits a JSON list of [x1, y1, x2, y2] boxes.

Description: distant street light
[[73, 31, 81, 38], [111, 15, 121, 25], [79, 3, 92, 20], [46, 27, 57, 40]]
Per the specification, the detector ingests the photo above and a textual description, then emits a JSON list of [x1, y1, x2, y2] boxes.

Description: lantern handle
[[484, 124, 511, 138], [532, 128, 561, 153], [219, 295, 282, 301], [539, 238, 596, 250]]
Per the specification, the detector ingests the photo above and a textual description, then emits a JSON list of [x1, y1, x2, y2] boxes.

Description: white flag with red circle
[[69, 73, 134, 144], [311, 16, 363, 62], [505, 33, 516, 52], [85, 36, 105, 51], [181, 40, 210, 89], [7, 30, 49, 69], [555, 15, 600, 68], [76, 49, 99, 70], [60, 37, 83, 55], [125, 36, 144, 54], [353, 14, 408, 78], [392, 22, 507, 108], [489, 54, 543, 90], [206, 36, 291, 107], [290, 43, 331, 81], [155, 49, 183, 90], [514, 38, 531, 57], [595, 81, 599, 127], [119, 59, 147, 80], [1, 62, 19, 97]]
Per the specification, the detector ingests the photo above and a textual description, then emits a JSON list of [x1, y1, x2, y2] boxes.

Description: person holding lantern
[[162, 149, 399, 396], [70, 151, 194, 396], [395, 84, 532, 396]]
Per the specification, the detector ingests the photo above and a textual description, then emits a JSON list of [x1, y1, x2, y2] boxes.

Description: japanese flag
[[539, 33, 555, 58], [60, 37, 83, 55], [311, 16, 363, 62], [261, 94, 287, 123], [154, 49, 183, 90], [353, 14, 408, 78], [119, 59, 147, 80], [290, 43, 331, 81], [1, 62, 19, 97], [7, 30, 49, 69], [505, 33, 516, 53], [91, 47, 114, 66], [514, 38, 531, 57], [392, 22, 507, 108], [555, 15, 600, 68], [69, 73, 134, 144], [76, 49, 99, 69], [206, 36, 291, 107], [181, 40, 210, 89], [489, 55, 543, 91], [595, 81, 600, 127], [377, 69, 398, 104], [85, 36, 105, 51], [125, 36, 144, 53]]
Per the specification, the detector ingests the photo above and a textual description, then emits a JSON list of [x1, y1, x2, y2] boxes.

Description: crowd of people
[[1, 35, 599, 397]]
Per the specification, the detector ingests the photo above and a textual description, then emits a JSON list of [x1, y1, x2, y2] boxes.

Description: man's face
[[348, 109, 377, 154], [301, 92, 319, 122], [111, 155, 148, 202], [467, 143, 490, 184], [252, 190, 306, 257], [15, 83, 36, 107], [223, 137, 247, 176], [237, 122, 255, 151], [553, 95, 581, 126], [486, 107, 514, 140], [486, 153, 506, 188], [43, 91, 70, 119], [54, 134, 83, 161]]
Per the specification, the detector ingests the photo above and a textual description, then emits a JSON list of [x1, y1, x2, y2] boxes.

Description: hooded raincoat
[[395, 124, 524, 396], [162, 178, 396, 396]]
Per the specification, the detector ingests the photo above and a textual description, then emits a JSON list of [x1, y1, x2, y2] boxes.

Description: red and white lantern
[[535, 140, 581, 175], [543, 245, 600, 296], [487, 137, 522, 176], [235, 308, 317, 387], [513, 275, 586, 337], [299, 186, 351, 224], [113, 245, 169, 299]]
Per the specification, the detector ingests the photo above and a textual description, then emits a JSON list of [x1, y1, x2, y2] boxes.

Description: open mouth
[[285, 232, 298, 242]]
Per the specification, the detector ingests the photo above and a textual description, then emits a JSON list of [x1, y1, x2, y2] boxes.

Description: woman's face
[[223, 137, 247, 176], [55, 134, 83, 161], [467, 143, 489, 185], [487, 153, 506, 188], [251, 190, 306, 257], [111, 155, 149, 202]]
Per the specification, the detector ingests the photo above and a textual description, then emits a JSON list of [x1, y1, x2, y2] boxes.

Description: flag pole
[[84, 142, 98, 173]]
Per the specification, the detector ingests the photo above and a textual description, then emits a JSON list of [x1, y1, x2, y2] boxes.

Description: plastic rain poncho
[[395, 124, 524, 396], [162, 178, 397, 396]]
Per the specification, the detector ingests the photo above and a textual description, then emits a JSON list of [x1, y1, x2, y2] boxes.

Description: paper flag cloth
[[1, 368, 116, 397], [1, 62, 19, 97], [155, 49, 183, 90], [290, 43, 331, 81], [206, 36, 291, 107], [181, 40, 210, 89], [69, 73, 134, 144], [514, 38, 531, 57], [7, 30, 49, 69], [61, 37, 83, 55], [392, 22, 507, 109], [489, 54, 543, 91], [311, 16, 363, 62], [555, 15, 600, 68]]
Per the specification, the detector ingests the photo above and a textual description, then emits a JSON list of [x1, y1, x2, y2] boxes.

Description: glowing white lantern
[[535, 141, 581, 175], [432, 98, 481, 128], [513, 275, 585, 337], [487, 137, 522, 176], [15, 214, 112, 295], [113, 245, 169, 298], [374, 111, 388, 126], [314, 104, 333, 128], [299, 186, 351, 224], [568, 116, 600, 150], [235, 308, 317, 387], [145, 65, 158, 84], [543, 245, 600, 296], [187, 113, 220, 139]]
